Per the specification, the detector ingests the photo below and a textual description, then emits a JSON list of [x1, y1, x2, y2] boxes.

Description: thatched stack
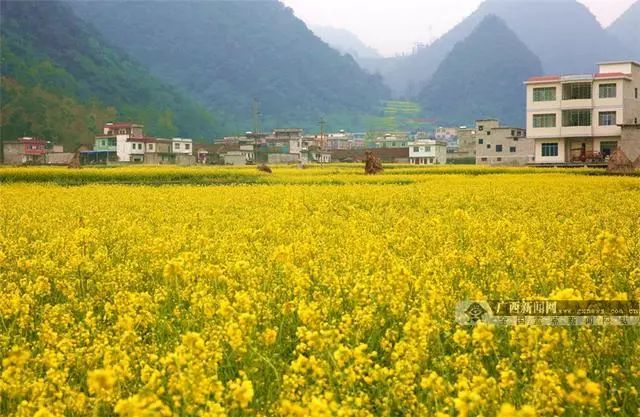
[[364, 151, 383, 175], [607, 149, 634, 174], [67, 148, 82, 169], [257, 164, 272, 174]]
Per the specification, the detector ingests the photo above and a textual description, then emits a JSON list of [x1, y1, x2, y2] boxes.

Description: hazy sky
[[281, 0, 637, 56]]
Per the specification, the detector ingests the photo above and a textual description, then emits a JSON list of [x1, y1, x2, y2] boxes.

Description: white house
[[525, 61, 640, 164], [408, 140, 447, 164], [172, 138, 193, 155]]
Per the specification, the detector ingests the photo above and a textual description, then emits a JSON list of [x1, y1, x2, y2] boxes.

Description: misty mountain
[[311, 26, 382, 60], [607, 1, 640, 60], [0, 0, 223, 148], [418, 15, 543, 127], [69, 0, 389, 132], [384, 0, 631, 97]]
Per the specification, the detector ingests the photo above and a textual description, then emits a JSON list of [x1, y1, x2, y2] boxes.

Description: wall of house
[[534, 139, 566, 164], [268, 153, 299, 164], [2, 143, 25, 164], [620, 126, 640, 162]]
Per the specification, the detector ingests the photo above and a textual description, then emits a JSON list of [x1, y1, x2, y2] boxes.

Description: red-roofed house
[[525, 61, 640, 165], [1, 137, 47, 164]]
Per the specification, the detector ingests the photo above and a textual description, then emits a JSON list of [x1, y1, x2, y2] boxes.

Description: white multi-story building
[[408, 139, 447, 165], [526, 61, 640, 164], [172, 138, 193, 155]]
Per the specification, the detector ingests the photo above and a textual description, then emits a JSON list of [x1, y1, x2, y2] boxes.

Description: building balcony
[[560, 126, 593, 137]]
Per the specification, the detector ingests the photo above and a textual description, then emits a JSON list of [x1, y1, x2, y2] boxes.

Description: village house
[[408, 139, 447, 165], [374, 133, 410, 149], [84, 123, 195, 164], [472, 119, 533, 165], [1, 137, 47, 164], [525, 61, 640, 164]]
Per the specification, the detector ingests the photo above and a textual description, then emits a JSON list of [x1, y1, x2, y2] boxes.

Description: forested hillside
[[419, 15, 543, 127], [0, 1, 225, 148], [69, 0, 389, 132]]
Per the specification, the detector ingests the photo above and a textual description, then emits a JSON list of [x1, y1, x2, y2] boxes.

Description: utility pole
[[252, 98, 261, 134], [319, 117, 327, 166], [319, 117, 326, 151]]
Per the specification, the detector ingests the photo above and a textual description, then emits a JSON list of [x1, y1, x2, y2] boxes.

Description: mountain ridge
[[418, 14, 543, 127], [68, 0, 390, 132], [381, 0, 631, 97]]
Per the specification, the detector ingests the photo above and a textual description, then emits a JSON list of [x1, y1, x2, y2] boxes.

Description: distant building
[[435, 127, 458, 142], [473, 120, 532, 165], [86, 123, 195, 164], [525, 61, 640, 164], [143, 138, 173, 164], [2, 137, 47, 164], [374, 133, 409, 149], [452, 126, 478, 160], [409, 139, 447, 165]]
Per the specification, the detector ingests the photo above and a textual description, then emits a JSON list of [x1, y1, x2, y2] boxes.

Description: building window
[[487, 131, 491, 135], [487, 144, 491, 149], [533, 114, 557, 128], [562, 83, 592, 100], [600, 141, 618, 157], [496, 144, 503, 152], [478, 125, 484, 131], [599, 83, 617, 98], [562, 109, 591, 127], [148, 144, 154, 151], [541, 143, 559, 157], [599, 111, 617, 126], [511, 130, 515, 136], [413, 147, 420, 152], [497, 157, 502, 162], [510, 146, 517, 153], [636, 88, 638, 99], [533, 87, 556, 102], [481, 157, 488, 162], [175, 143, 180, 149], [478, 138, 484, 145], [426, 146, 431, 152]]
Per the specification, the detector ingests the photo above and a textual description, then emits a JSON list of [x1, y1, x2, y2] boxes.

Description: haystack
[[257, 164, 272, 174], [607, 149, 634, 174], [67, 148, 82, 169], [364, 151, 383, 175]]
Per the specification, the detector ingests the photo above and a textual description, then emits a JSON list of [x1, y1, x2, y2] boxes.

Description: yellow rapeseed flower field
[[0, 166, 639, 416]]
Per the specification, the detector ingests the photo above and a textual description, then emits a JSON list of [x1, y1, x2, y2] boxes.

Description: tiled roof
[[594, 72, 631, 78], [126, 137, 158, 143], [527, 75, 561, 83], [104, 122, 143, 129]]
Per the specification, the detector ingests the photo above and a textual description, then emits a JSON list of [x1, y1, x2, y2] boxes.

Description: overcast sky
[[280, 0, 637, 57]]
